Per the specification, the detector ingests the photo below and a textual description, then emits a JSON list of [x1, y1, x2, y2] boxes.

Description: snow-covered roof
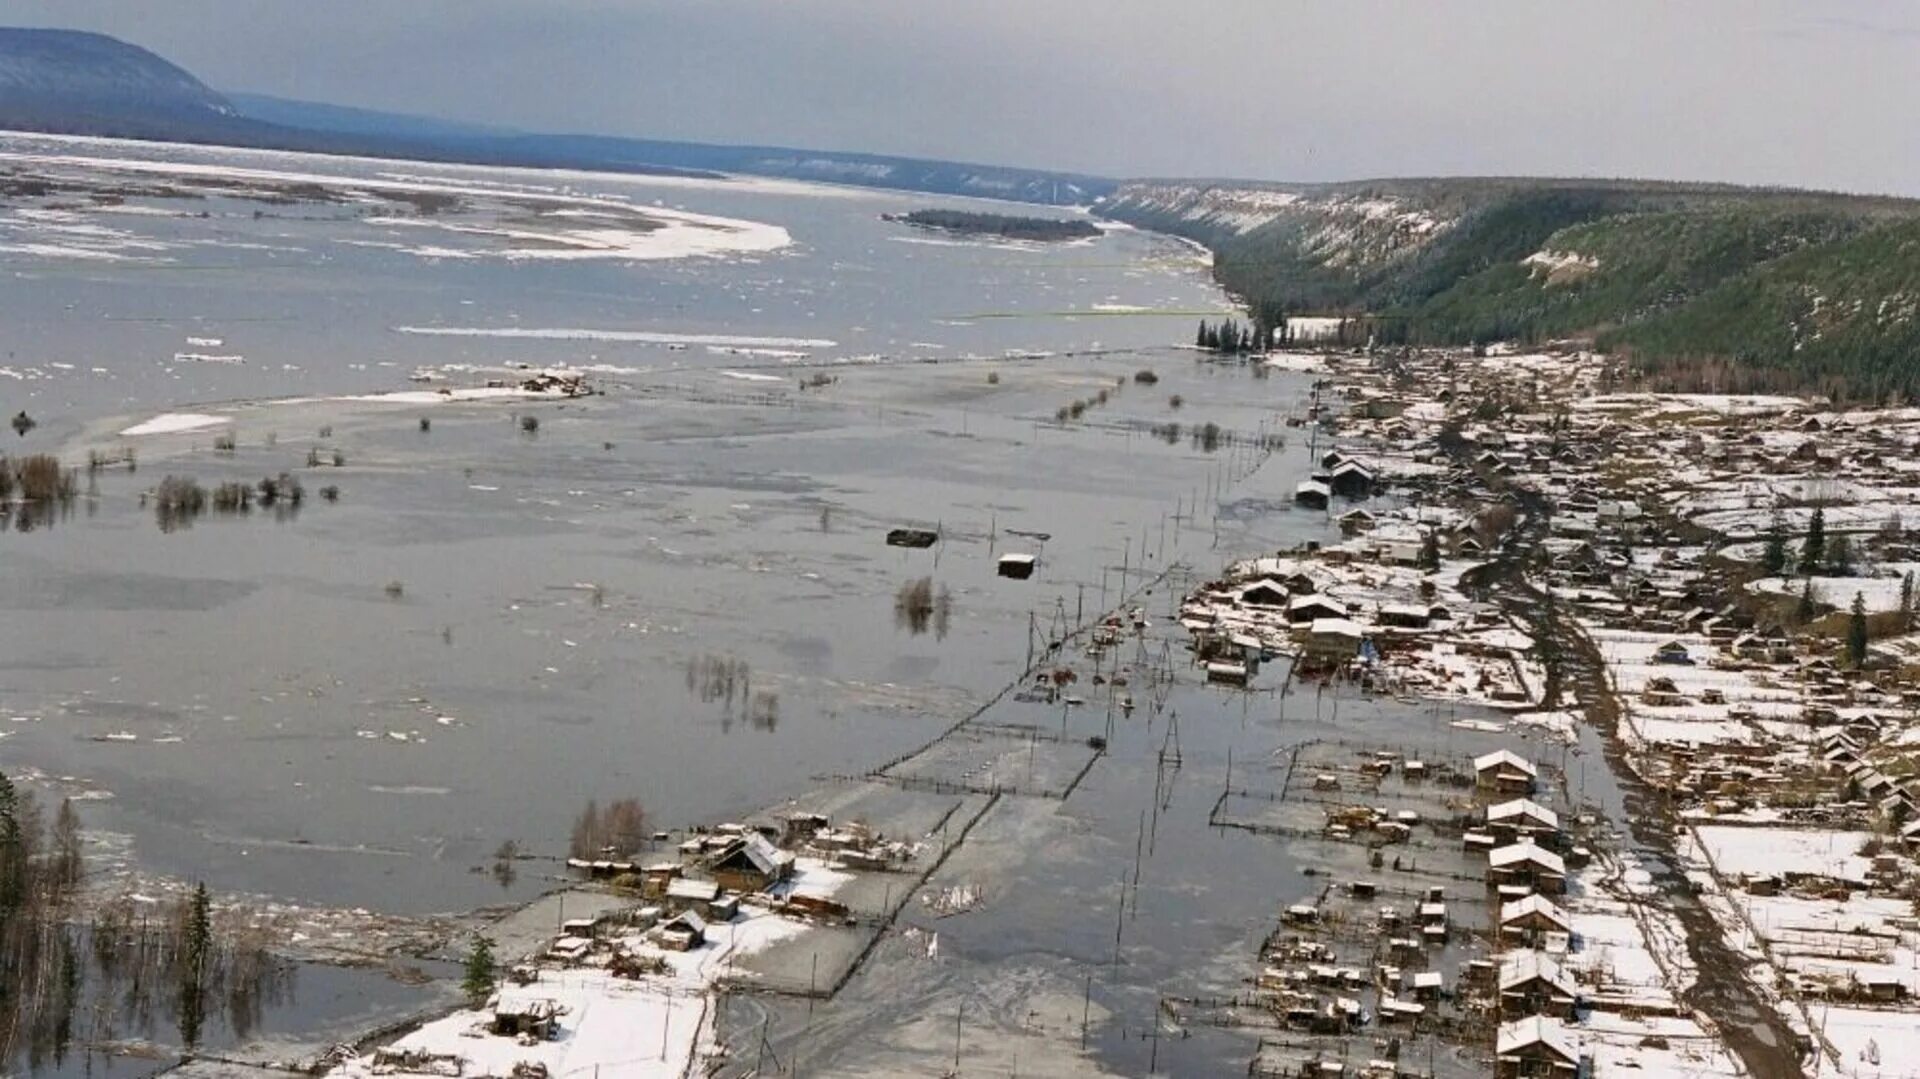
[[1308, 617, 1364, 639], [1487, 798, 1560, 830], [1499, 952, 1576, 994], [1489, 842, 1565, 874], [1474, 749, 1538, 777], [1496, 1016, 1577, 1060]]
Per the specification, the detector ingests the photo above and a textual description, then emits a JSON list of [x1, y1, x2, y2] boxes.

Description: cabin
[[665, 876, 722, 917], [655, 910, 707, 951], [1474, 750, 1539, 794], [1328, 460, 1376, 498], [710, 833, 795, 894], [1239, 578, 1290, 607], [1338, 508, 1378, 535], [1305, 618, 1364, 665], [1488, 842, 1567, 895], [1494, 1017, 1580, 1078], [492, 991, 561, 1039], [997, 553, 1037, 580], [1499, 893, 1572, 945], [1652, 640, 1694, 665], [1288, 594, 1347, 625], [1295, 479, 1332, 510], [1499, 953, 1579, 1019], [885, 527, 939, 548]]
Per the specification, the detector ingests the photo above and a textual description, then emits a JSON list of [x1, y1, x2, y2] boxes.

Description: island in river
[[883, 208, 1101, 241]]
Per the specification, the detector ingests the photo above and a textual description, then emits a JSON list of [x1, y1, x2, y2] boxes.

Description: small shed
[[656, 910, 708, 951], [492, 990, 561, 1039], [997, 553, 1038, 579]]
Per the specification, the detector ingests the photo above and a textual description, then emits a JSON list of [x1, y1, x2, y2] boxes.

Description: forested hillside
[[1098, 179, 1920, 399]]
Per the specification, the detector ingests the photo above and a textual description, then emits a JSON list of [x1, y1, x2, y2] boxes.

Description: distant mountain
[[224, 92, 514, 143], [0, 27, 255, 140], [1097, 178, 1920, 399], [0, 28, 1110, 204]]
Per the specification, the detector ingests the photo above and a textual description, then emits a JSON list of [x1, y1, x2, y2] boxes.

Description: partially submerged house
[[1488, 842, 1567, 894], [1475, 750, 1539, 794]]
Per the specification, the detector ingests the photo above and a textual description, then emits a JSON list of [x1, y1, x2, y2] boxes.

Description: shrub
[[419, 417, 431, 432], [1169, 394, 1184, 409], [213, 434, 236, 453], [1134, 369, 1159, 385], [384, 580, 404, 599], [319, 485, 340, 503], [986, 371, 1000, 385], [520, 415, 540, 434]]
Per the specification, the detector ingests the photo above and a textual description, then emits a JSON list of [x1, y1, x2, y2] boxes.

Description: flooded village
[[3, 136, 1920, 1079], [188, 334, 1920, 1079]]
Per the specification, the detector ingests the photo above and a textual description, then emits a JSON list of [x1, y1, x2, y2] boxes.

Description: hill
[[0, 28, 1110, 205], [1096, 179, 1920, 400], [0, 27, 254, 141]]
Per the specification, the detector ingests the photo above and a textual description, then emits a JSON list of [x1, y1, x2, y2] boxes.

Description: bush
[[15, 455, 75, 502], [1134, 369, 1159, 385], [520, 415, 540, 434], [213, 434, 236, 453], [384, 580, 404, 599], [418, 417, 431, 432], [986, 371, 1000, 385], [320, 485, 340, 503], [1169, 394, 1184, 409]]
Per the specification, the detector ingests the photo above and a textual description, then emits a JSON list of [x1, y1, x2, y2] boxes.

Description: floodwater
[[0, 132, 1322, 920]]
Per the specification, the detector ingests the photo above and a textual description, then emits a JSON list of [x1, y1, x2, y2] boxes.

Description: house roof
[[1499, 952, 1576, 994], [666, 909, 707, 934], [1308, 617, 1364, 640], [1489, 842, 1566, 875], [1487, 798, 1560, 830], [1289, 594, 1345, 615], [1474, 749, 1539, 777], [1496, 1017, 1578, 1062], [666, 877, 721, 901], [715, 833, 794, 878]]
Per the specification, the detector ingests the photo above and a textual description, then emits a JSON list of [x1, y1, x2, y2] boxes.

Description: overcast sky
[[13, 1, 1920, 193]]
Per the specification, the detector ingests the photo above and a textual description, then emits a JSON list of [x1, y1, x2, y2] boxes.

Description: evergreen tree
[[1827, 534, 1855, 576], [463, 935, 498, 1006], [1761, 526, 1787, 576], [185, 882, 212, 988], [0, 772, 20, 916], [1195, 321, 1208, 349], [1903, 570, 1916, 630], [1799, 508, 1826, 574], [1848, 591, 1869, 668], [1796, 579, 1817, 624]]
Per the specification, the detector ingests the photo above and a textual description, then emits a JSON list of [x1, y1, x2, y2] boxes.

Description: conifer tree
[[1800, 508, 1826, 574], [1761, 526, 1787, 576], [1848, 591, 1869, 668], [464, 935, 498, 1006]]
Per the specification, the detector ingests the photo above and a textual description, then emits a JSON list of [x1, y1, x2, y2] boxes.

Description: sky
[[11, 0, 1920, 194]]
